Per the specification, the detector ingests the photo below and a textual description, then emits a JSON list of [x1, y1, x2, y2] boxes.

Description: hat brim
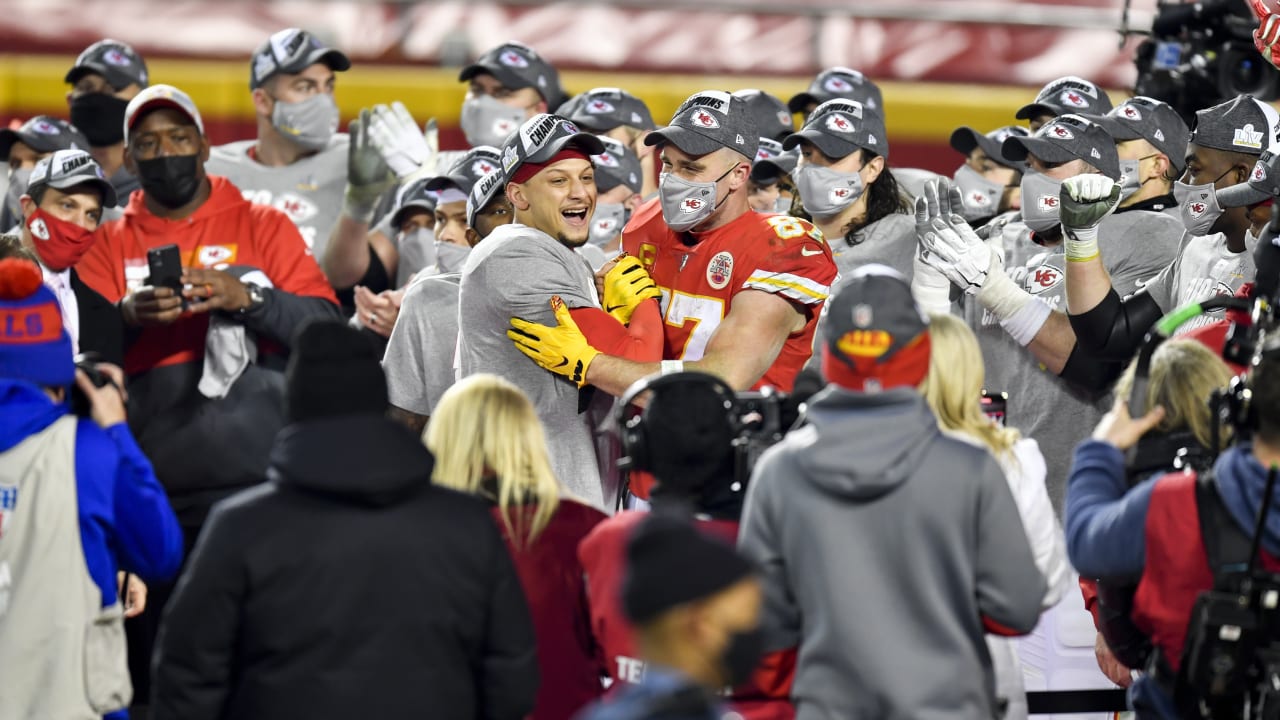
[[0, 129, 58, 159], [39, 173, 118, 208], [64, 64, 132, 90], [782, 128, 859, 161], [644, 126, 727, 158], [949, 126, 1021, 169], [787, 92, 822, 114], [1001, 135, 1077, 166], [751, 154, 799, 183], [390, 200, 437, 229], [424, 173, 469, 193], [126, 98, 201, 135], [1015, 102, 1059, 121], [1217, 181, 1273, 208], [459, 63, 530, 92]]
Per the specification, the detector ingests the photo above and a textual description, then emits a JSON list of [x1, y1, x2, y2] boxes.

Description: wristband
[[1063, 226, 1101, 262], [998, 298, 1052, 347], [660, 360, 685, 375]]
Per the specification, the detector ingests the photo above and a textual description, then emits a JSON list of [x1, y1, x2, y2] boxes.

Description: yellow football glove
[[602, 255, 662, 325], [509, 296, 600, 387]]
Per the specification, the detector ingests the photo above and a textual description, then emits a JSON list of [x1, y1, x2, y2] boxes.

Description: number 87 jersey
[[621, 198, 839, 392]]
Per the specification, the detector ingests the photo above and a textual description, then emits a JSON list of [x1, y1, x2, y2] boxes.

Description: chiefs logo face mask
[[25, 207, 95, 272]]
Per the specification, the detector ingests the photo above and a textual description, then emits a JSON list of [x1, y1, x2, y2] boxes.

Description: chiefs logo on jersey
[[1025, 263, 1064, 294], [1037, 195, 1059, 212], [689, 110, 720, 129], [274, 193, 319, 223], [680, 197, 707, 214], [1188, 201, 1208, 218]]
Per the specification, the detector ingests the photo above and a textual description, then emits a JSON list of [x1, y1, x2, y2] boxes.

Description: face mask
[[25, 207, 95, 272], [951, 164, 1003, 223], [773, 195, 792, 214], [460, 95, 527, 149], [1116, 154, 1159, 202], [658, 164, 736, 233], [792, 163, 864, 219], [6, 167, 32, 220], [69, 93, 129, 147], [434, 240, 471, 274], [271, 93, 339, 152], [1019, 171, 1064, 233], [1174, 175, 1228, 237], [589, 202, 627, 247], [136, 154, 203, 209], [720, 625, 766, 687]]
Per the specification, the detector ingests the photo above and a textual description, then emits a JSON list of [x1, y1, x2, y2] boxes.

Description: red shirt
[[493, 499, 607, 720], [577, 510, 796, 720], [75, 176, 337, 375], [621, 201, 838, 392]]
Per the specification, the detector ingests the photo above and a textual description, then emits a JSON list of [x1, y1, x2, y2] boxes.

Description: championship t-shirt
[[383, 273, 462, 417]]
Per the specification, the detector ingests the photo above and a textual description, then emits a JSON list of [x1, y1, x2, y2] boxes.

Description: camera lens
[[1221, 45, 1280, 99]]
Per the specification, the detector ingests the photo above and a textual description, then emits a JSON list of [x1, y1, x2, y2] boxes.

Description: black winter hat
[[622, 511, 755, 624], [286, 320, 388, 422]]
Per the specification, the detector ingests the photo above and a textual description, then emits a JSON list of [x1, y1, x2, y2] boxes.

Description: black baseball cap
[[64, 40, 149, 91], [751, 137, 800, 184], [592, 136, 643, 194], [1085, 96, 1192, 173], [788, 67, 884, 115], [27, 149, 118, 207], [1015, 76, 1113, 121], [1002, 114, 1121, 180], [950, 125, 1030, 170], [646, 90, 759, 161], [734, 89, 794, 142], [783, 99, 889, 161], [459, 42, 565, 107], [249, 28, 351, 90], [389, 177, 438, 229], [0, 116, 90, 160], [558, 88, 655, 132], [425, 146, 503, 196]]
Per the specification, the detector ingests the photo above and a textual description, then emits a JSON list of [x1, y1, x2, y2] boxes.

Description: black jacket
[[150, 414, 540, 720], [71, 268, 124, 367]]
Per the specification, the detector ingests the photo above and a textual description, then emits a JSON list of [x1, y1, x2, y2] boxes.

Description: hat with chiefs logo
[[645, 90, 759, 162], [26, 149, 117, 208], [249, 28, 351, 91], [1001, 114, 1121, 180], [1015, 76, 1113, 121], [1084, 96, 1191, 173], [460, 42, 566, 108], [1218, 150, 1280, 208], [0, 116, 90, 161], [64, 39, 149, 91], [787, 67, 884, 116], [949, 125, 1030, 170], [819, 265, 930, 393], [425, 146, 503, 199], [751, 137, 800, 184], [557, 87, 655, 133], [733, 89, 795, 142], [500, 113, 605, 186], [591, 136, 643, 194], [782, 99, 889, 161]]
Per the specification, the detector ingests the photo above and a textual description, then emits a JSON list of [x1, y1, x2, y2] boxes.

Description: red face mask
[[26, 207, 95, 272]]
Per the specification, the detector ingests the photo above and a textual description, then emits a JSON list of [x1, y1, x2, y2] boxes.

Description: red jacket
[[493, 500, 607, 720], [577, 510, 797, 720]]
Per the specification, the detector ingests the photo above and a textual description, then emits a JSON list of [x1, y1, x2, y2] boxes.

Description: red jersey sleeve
[[740, 214, 838, 311], [249, 205, 338, 304]]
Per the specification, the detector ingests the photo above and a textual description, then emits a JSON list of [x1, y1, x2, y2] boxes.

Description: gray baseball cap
[[1015, 76, 1113, 121], [592, 136, 642, 194], [65, 39, 149, 90], [733, 89, 794, 142], [1218, 150, 1280, 208], [558, 88, 655, 132], [425, 146, 503, 196], [0, 116, 90, 160], [1190, 94, 1280, 156], [27, 148, 117, 207], [950, 125, 1031, 170], [1085, 96, 1191, 173], [499, 113, 605, 182], [782, 99, 889, 161], [750, 137, 800, 183], [249, 28, 351, 90], [460, 42, 565, 107], [389, 177, 438, 229], [788, 67, 884, 115], [645, 91, 759, 161], [467, 161, 509, 229], [1002, 114, 1120, 180]]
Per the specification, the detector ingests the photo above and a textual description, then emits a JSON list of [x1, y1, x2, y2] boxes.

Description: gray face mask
[[272, 93, 339, 152], [398, 227, 437, 276], [951, 164, 1003, 223], [1019, 171, 1064, 233], [589, 202, 627, 247], [434, 240, 471, 274], [658, 165, 735, 233], [773, 195, 792, 214], [1174, 180, 1225, 237], [792, 163, 864, 219], [1116, 154, 1159, 202], [460, 95, 526, 149], [5, 166, 32, 221]]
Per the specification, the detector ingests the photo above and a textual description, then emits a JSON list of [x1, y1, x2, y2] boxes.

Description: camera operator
[[1065, 338, 1280, 718], [0, 257, 182, 719]]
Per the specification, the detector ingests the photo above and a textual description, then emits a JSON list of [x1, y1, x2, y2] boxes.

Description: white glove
[[367, 101, 439, 180], [911, 193, 954, 314], [1059, 174, 1120, 262], [917, 181, 993, 295]]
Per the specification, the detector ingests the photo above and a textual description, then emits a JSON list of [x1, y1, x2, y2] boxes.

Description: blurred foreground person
[[151, 321, 538, 720]]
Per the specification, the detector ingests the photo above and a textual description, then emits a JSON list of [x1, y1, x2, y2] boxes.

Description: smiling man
[[459, 114, 663, 509]]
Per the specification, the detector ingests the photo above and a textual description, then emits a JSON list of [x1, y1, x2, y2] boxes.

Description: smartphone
[[146, 244, 183, 292], [981, 391, 1008, 427]]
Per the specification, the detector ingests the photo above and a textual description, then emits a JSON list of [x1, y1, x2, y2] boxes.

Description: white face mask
[[1019, 171, 1064, 233], [1174, 180, 1225, 237], [792, 163, 864, 219], [951, 164, 1003, 223], [460, 95, 526, 149], [588, 202, 627, 247]]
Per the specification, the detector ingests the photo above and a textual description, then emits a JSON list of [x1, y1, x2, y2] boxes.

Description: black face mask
[[135, 155, 203, 209], [721, 625, 765, 687], [69, 93, 130, 147]]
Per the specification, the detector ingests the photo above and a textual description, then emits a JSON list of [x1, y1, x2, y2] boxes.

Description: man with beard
[[64, 39, 149, 204]]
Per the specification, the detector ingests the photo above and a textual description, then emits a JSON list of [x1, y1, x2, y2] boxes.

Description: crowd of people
[[2, 15, 1280, 720]]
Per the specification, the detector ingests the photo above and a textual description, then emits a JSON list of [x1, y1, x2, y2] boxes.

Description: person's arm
[[1068, 286, 1166, 361], [238, 207, 344, 346], [478, 517, 539, 720], [324, 109, 397, 290], [738, 448, 803, 652], [105, 422, 183, 581], [324, 219, 399, 291], [570, 300, 663, 363], [149, 507, 245, 720], [389, 406, 428, 435], [973, 451, 1048, 636]]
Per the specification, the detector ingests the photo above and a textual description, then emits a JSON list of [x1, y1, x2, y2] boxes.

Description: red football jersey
[[621, 200, 837, 392]]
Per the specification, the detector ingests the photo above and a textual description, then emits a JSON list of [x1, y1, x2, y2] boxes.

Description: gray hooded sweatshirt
[[738, 387, 1047, 720]]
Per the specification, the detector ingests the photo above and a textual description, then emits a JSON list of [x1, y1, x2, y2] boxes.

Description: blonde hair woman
[[1114, 338, 1233, 454], [425, 374, 606, 720], [920, 313, 1069, 720]]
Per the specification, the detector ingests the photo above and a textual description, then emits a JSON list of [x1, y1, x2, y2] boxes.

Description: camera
[[69, 352, 112, 417], [732, 387, 794, 487]]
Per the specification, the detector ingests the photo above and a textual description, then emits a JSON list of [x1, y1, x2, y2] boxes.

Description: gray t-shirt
[[970, 209, 1181, 513], [205, 135, 348, 258], [830, 212, 916, 281], [383, 272, 461, 417], [1138, 230, 1257, 334], [457, 223, 605, 509]]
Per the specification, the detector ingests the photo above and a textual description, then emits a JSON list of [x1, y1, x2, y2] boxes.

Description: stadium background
[[0, 0, 1157, 174]]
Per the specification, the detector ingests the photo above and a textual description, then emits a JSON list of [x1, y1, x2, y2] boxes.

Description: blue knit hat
[[0, 258, 74, 387]]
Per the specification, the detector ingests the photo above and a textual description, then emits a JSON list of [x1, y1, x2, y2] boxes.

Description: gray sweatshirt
[[738, 387, 1046, 720]]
